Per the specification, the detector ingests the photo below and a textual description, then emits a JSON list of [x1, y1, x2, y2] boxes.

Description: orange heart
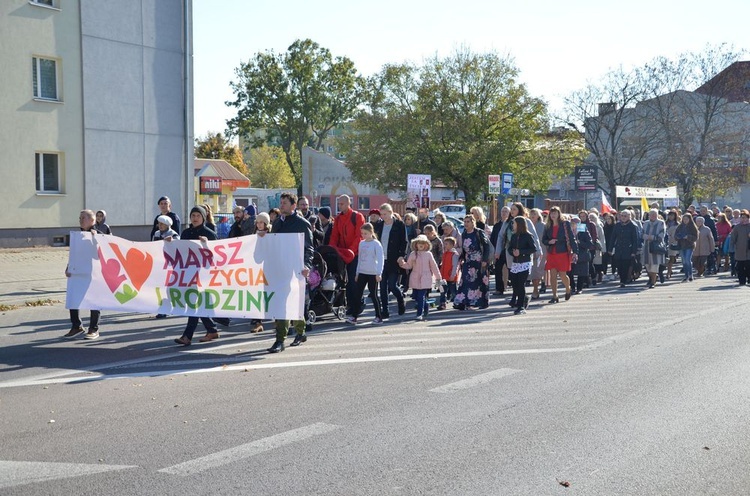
[[110, 244, 153, 291]]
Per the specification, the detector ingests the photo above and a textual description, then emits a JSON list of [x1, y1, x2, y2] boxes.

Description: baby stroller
[[307, 245, 348, 322]]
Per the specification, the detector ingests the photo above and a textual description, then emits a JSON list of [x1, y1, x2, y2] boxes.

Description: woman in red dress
[[542, 206, 577, 303]]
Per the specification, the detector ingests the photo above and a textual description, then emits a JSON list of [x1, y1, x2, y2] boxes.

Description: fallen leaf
[[174, 404, 179, 408], [558, 479, 571, 487], [703, 446, 710, 450]]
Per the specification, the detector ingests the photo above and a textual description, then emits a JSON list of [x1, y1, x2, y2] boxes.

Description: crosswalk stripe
[[0, 460, 137, 490], [429, 368, 522, 393], [157, 423, 340, 476]]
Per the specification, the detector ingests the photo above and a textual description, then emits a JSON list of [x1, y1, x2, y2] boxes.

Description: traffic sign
[[501, 173, 513, 194], [488, 175, 501, 195]]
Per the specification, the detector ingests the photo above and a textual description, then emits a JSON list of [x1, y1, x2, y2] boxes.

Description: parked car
[[433, 204, 466, 219]]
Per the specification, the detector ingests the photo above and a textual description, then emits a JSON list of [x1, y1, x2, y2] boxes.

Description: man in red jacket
[[329, 194, 365, 316]]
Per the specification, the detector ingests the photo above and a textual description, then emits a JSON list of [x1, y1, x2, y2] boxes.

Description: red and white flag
[[601, 191, 615, 213]]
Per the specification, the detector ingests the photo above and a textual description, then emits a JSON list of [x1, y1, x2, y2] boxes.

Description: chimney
[[598, 102, 617, 115]]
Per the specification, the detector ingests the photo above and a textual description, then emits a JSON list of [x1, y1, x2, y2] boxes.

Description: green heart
[[115, 283, 138, 304]]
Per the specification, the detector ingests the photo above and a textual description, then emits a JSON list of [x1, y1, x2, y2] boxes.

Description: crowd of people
[[63, 195, 750, 353]]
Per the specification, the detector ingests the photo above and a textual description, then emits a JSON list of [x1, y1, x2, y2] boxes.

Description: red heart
[[111, 244, 153, 291], [98, 247, 126, 292]]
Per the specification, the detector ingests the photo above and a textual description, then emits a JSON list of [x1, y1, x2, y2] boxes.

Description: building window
[[35, 153, 60, 193], [358, 197, 370, 210], [30, 0, 58, 7], [32, 57, 58, 100]]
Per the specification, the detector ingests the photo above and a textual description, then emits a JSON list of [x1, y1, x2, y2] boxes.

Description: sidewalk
[[0, 247, 70, 308]]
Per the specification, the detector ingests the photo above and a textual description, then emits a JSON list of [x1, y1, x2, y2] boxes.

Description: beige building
[[0, 0, 193, 247]]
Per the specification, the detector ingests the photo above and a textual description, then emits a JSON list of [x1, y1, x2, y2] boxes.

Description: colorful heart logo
[[110, 245, 153, 291], [98, 247, 126, 293], [114, 283, 138, 304]]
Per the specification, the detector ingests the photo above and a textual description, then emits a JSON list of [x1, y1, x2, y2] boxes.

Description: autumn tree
[[246, 144, 296, 189], [338, 48, 551, 203], [194, 132, 248, 176], [226, 39, 365, 190]]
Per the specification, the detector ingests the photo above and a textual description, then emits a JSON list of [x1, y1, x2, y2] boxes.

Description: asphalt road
[[1, 273, 748, 495]]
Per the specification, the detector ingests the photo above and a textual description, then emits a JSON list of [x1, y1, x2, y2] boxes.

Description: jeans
[[345, 256, 358, 315], [412, 288, 429, 317], [353, 274, 382, 319], [379, 264, 405, 315], [439, 281, 457, 306], [70, 309, 100, 330], [736, 260, 750, 285], [680, 248, 694, 278], [494, 256, 506, 293], [183, 316, 216, 340], [509, 270, 529, 309]]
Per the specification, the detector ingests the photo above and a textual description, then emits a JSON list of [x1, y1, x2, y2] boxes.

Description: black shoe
[[540, 283, 547, 294], [659, 273, 665, 283], [619, 283, 626, 288], [155, 314, 167, 319], [478, 303, 489, 310], [508, 298, 516, 307], [397, 303, 406, 315], [453, 303, 466, 311], [548, 297, 559, 304], [290, 334, 307, 347], [564, 291, 571, 301], [267, 340, 285, 353], [514, 308, 526, 315], [382, 311, 390, 320]]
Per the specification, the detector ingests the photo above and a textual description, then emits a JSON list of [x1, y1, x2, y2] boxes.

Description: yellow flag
[[641, 197, 650, 215]]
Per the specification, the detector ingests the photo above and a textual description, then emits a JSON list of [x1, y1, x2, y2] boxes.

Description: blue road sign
[[501, 172, 513, 194]]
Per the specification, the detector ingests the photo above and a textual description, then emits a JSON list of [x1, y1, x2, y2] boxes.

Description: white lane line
[[5, 347, 581, 387], [158, 423, 339, 476], [0, 460, 137, 490], [429, 368, 522, 393]]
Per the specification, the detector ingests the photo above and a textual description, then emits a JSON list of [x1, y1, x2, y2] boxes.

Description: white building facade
[[0, 0, 193, 246]]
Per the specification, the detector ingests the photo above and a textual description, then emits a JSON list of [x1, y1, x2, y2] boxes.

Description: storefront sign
[[200, 176, 222, 195]]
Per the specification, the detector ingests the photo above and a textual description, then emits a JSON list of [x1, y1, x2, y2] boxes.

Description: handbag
[[650, 238, 667, 255]]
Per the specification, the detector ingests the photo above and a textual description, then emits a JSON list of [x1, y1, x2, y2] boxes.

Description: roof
[[194, 158, 250, 187], [694, 61, 750, 103]]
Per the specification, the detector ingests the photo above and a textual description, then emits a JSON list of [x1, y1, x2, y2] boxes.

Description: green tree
[[226, 39, 365, 190], [194, 132, 248, 176], [246, 144, 296, 189], [337, 48, 551, 203]]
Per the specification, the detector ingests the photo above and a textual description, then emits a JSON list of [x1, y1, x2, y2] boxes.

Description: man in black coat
[[374, 203, 407, 318], [264, 193, 314, 353], [609, 209, 640, 287]]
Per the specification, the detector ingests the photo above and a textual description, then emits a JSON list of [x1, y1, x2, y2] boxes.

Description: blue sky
[[193, 0, 749, 140]]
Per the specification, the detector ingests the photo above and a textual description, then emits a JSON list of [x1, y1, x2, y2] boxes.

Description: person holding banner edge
[[261, 192, 314, 353], [174, 206, 222, 346]]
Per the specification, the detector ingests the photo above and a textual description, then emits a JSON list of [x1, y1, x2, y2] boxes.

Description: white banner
[[615, 185, 678, 199], [66, 232, 305, 320]]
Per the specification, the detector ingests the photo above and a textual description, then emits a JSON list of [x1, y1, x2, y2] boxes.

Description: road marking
[[429, 368, 522, 393], [158, 423, 340, 476], [0, 460, 137, 490], [2, 298, 742, 389]]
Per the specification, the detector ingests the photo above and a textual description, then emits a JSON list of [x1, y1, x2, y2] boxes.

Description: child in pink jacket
[[398, 235, 442, 321]]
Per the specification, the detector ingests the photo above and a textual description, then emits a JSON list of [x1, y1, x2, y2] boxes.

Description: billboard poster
[[407, 174, 431, 210]]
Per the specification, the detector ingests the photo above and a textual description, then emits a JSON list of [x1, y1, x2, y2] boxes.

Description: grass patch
[[0, 304, 19, 312]]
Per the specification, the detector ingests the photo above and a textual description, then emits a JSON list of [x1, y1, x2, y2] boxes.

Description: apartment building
[[0, 0, 193, 246]]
